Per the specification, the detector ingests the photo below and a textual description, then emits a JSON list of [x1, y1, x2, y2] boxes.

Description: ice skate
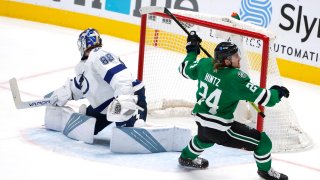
[[257, 168, 288, 180], [178, 156, 209, 169]]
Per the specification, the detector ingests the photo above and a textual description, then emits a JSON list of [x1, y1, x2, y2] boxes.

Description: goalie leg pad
[[110, 125, 192, 153], [45, 106, 96, 144]]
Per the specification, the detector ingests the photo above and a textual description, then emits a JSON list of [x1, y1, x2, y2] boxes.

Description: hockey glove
[[107, 95, 144, 122], [270, 85, 290, 99], [186, 31, 202, 54], [50, 79, 72, 106]]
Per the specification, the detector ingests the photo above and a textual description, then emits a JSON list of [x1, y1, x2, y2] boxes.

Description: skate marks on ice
[[21, 126, 254, 172]]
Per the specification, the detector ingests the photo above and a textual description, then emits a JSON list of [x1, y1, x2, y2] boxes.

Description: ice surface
[[0, 16, 319, 180]]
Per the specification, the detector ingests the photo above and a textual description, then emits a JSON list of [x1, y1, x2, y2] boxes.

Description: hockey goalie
[[41, 28, 191, 153]]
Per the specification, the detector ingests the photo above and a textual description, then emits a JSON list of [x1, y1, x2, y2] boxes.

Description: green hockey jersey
[[178, 52, 281, 131]]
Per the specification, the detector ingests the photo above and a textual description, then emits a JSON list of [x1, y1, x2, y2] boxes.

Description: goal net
[[138, 7, 312, 152]]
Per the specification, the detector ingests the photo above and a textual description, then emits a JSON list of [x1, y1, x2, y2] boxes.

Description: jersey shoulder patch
[[237, 71, 248, 79], [228, 69, 250, 85]]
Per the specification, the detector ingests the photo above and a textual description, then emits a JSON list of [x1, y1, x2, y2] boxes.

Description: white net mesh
[[139, 8, 312, 152]]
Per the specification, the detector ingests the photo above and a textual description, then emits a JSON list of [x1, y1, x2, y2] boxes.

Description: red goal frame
[[137, 11, 270, 132]]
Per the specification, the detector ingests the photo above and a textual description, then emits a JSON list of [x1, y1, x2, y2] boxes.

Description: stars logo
[[237, 71, 248, 78]]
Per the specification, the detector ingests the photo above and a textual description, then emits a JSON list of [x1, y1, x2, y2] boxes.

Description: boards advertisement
[[1, 0, 319, 84]]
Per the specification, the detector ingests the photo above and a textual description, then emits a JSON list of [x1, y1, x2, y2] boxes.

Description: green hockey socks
[[254, 132, 272, 171], [180, 135, 214, 160]]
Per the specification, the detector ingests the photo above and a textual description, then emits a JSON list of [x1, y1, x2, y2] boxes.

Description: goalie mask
[[77, 28, 102, 60], [214, 42, 238, 63]]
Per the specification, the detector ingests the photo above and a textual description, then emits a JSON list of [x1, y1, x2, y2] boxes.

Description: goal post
[[138, 6, 312, 152]]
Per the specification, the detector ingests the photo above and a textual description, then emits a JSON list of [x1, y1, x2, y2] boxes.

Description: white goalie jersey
[[70, 47, 143, 114]]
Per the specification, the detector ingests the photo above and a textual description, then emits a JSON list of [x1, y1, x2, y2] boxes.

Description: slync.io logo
[[239, 0, 272, 28]]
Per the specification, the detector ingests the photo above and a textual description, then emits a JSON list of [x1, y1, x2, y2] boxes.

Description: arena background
[[1, 0, 319, 85]]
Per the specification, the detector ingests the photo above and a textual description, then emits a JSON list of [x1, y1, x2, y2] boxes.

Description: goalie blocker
[[45, 106, 192, 153]]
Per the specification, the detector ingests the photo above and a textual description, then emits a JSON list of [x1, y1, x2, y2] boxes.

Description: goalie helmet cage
[[137, 7, 312, 152]]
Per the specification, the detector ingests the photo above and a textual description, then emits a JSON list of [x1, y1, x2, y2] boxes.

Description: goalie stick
[[9, 78, 57, 109], [154, 7, 266, 118]]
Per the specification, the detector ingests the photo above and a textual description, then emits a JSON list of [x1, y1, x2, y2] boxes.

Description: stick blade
[[9, 78, 57, 109], [9, 78, 23, 109]]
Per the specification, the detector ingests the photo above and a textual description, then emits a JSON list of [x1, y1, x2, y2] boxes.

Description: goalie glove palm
[[107, 95, 144, 122]]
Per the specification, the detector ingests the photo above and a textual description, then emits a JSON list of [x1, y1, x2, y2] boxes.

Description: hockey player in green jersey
[[178, 31, 289, 180]]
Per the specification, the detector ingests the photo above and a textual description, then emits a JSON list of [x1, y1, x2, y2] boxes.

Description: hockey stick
[[248, 101, 265, 118], [162, 7, 266, 118], [9, 78, 57, 109], [163, 8, 212, 58]]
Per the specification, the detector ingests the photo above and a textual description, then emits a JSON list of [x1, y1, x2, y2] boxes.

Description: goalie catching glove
[[50, 79, 72, 107], [107, 95, 144, 122]]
